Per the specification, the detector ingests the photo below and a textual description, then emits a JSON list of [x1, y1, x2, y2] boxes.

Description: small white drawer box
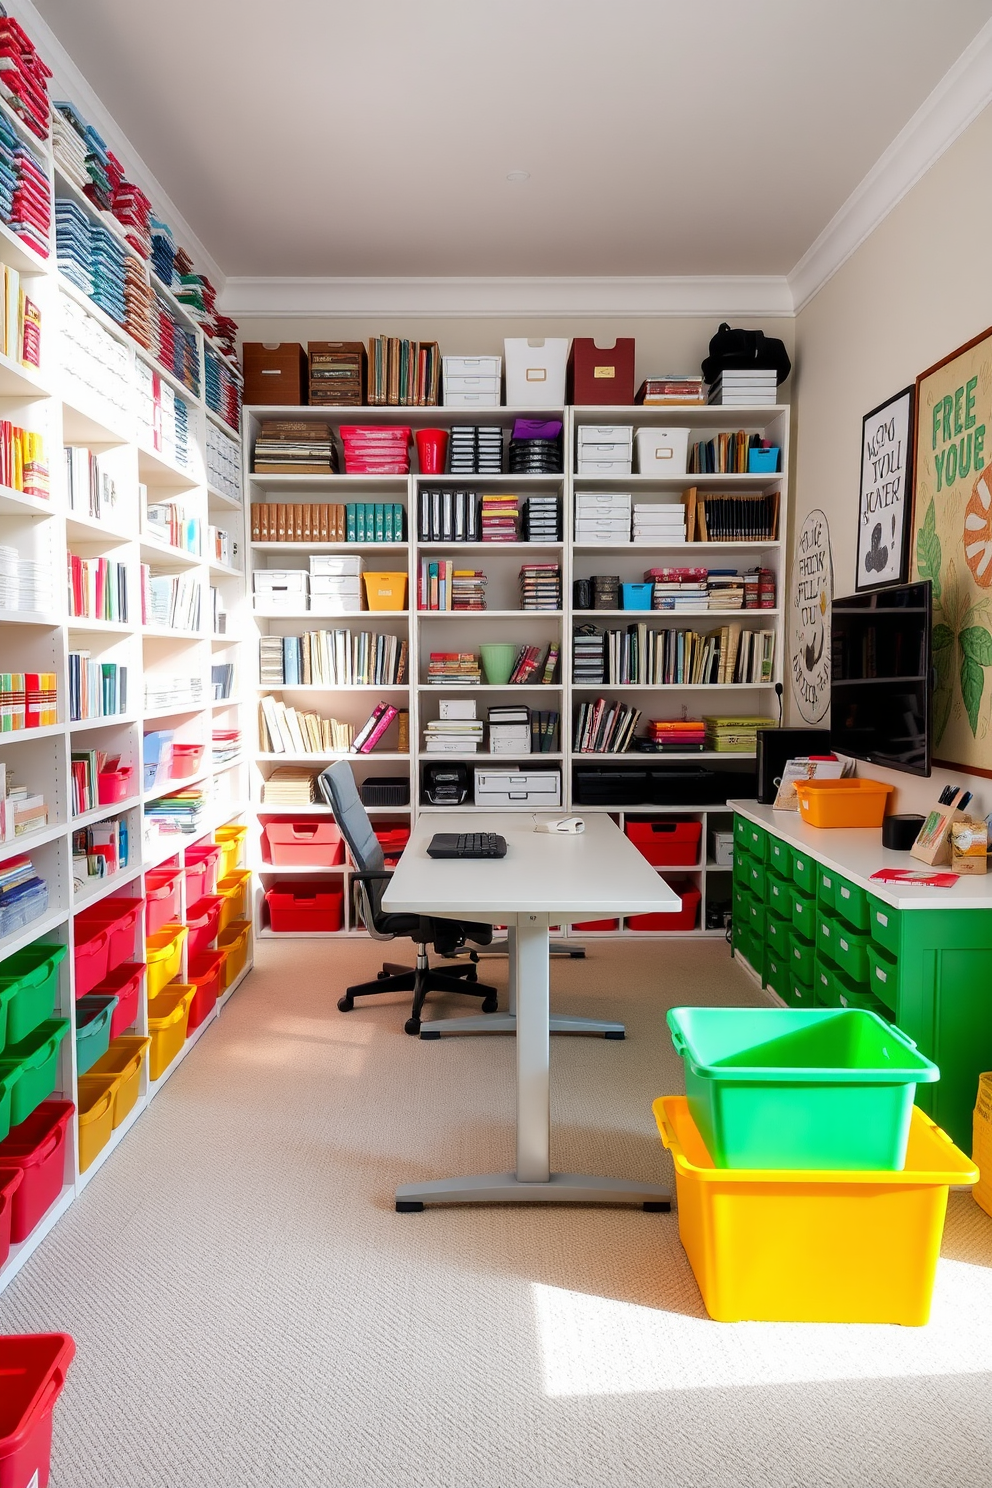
[[443, 356, 501, 378], [578, 442, 633, 461], [474, 769, 561, 807], [254, 594, 307, 614], [635, 427, 690, 475], [309, 575, 362, 596], [577, 425, 633, 446], [309, 597, 363, 616], [253, 570, 307, 593], [577, 458, 634, 476], [710, 829, 734, 867], [443, 390, 502, 408], [443, 374, 501, 395], [309, 555, 364, 577], [575, 493, 632, 511]]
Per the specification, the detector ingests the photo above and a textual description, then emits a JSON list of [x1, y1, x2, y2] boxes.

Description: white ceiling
[[30, 0, 992, 281]]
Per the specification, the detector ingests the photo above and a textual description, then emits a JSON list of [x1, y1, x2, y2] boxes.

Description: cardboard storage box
[[242, 343, 308, 406], [474, 769, 561, 807]]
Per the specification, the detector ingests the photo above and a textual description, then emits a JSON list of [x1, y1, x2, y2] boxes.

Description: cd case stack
[[309, 341, 366, 405], [509, 418, 562, 474], [519, 563, 561, 610], [572, 628, 606, 685], [448, 426, 503, 475], [522, 495, 561, 541]]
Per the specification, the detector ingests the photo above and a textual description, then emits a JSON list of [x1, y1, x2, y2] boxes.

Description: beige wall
[[792, 103, 992, 814]]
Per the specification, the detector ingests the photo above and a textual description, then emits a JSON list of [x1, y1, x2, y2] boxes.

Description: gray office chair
[[318, 761, 499, 1035]]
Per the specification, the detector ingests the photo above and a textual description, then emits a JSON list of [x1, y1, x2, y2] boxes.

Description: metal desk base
[[396, 1172, 670, 1210]]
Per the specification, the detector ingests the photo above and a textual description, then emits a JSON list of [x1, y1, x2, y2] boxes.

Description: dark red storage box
[[185, 895, 225, 957], [567, 337, 635, 405], [571, 918, 619, 932], [265, 884, 343, 933], [92, 962, 145, 1039], [144, 868, 183, 934], [625, 818, 702, 867], [186, 950, 226, 1033], [627, 880, 701, 932], [0, 1167, 22, 1270], [0, 1102, 74, 1243], [0, 1332, 75, 1488]]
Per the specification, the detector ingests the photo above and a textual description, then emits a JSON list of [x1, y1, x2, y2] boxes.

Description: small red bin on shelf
[[186, 950, 226, 1033], [571, 918, 619, 932], [185, 895, 225, 957], [0, 1332, 75, 1488], [264, 821, 345, 867], [144, 868, 183, 934], [265, 884, 343, 933], [169, 743, 204, 779], [96, 767, 133, 806], [627, 880, 701, 932], [92, 962, 145, 1038], [374, 826, 410, 866], [185, 843, 222, 894], [625, 819, 701, 867], [0, 1101, 74, 1244], [74, 898, 143, 977]]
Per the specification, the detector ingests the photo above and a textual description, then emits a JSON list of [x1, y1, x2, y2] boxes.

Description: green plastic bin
[[866, 940, 898, 1012], [815, 961, 839, 1007], [746, 897, 766, 937], [833, 922, 871, 984], [767, 837, 792, 880], [833, 876, 871, 932], [765, 871, 791, 919], [734, 815, 751, 853], [0, 942, 67, 1052], [836, 980, 888, 1017], [791, 849, 817, 895], [816, 866, 837, 911], [868, 894, 901, 956], [816, 915, 837, 965], [0, 1018, 70, 1128], [766, 913, 790, 958], [744, 859, 766, 899], [764, 952, 787, 1001], [732, 847, 750, 887], [75, 995, 119, 1075], [790, 885, 817, 941], [666, 1006, 940, 1171], [741, 821, 767, 862], [789, 975, 815, 1008], [789, 929, 816, 983], [0, 1064, 16, 1142]]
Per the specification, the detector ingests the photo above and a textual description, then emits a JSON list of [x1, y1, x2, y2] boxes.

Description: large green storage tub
[[666, 1006, 939, 1171], [0, 943, 67, 1052], [0, 1019, 70, 1128]]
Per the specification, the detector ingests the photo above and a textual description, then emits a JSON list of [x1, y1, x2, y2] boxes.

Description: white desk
[[383, 811, 678, 1210]]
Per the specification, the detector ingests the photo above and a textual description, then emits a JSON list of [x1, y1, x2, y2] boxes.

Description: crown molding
[[789, 18, 992, 312], [219, 274, 794, 321], [7, 0, 225, 288]]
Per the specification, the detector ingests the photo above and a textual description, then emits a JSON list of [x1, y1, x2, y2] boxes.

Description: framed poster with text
[[790, 508, 833, 725], [856, 386, 914, 590], [913, 326, 992, 776]]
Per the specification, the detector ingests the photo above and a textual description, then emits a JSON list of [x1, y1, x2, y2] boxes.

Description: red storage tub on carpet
[[627, 879, 701, 932], [144, 868, 183, 934], [0, 1167, 22, 1270], [265, 884, 343, 933], [74, 898, 143, 976], [0, 1101, 74, 1243], [186, 950, 226, 1033], [625, 819, 701, 867], [91, 962, 145, 1039], [0, 1333, 75, 1488], [264, 820, 344, 867], [185, 896, 225, 957]]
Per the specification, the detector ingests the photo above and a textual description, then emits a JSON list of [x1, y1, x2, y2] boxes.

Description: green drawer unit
[[740, 819, 767, 862], [765, 911, 791, 959], [745, 896, 767, 938], [791, 849, 817, 895], [765, 871, 791, 920], [732, 846, 751, 887], [733, 814, 752, 853], [742, 858, 766, 899], [763, 951, 788, 1001], [788, 928, 816, 983], [816, 865, 838, 912], [814, 961, 839, 1007], [866, 941, 898, 1013], [833, 875, 871, 933], [867, 895, 901, 956], [789, 884, 817, 942], [832, 922, 871, 985], [766, 836, 792, 879], [816, 914, 837, 966], [788, 974, 816, 1009]]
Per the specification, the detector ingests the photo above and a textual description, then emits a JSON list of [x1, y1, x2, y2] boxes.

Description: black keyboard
[[427, 832, 507, 860]]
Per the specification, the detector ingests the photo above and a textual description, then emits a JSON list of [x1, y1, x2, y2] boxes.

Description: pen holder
[[910, 795, 966, 867]]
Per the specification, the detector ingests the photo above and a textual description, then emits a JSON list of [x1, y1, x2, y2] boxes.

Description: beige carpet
[[2, 937, 992, 1488]]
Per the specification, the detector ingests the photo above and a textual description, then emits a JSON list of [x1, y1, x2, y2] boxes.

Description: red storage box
[[144, 868, 183, 934], [186, 950, 226, 1033], [75, 898, 143, 976], [183, 857, 209, 901], [625, 818, 702, 867], [265, 884, 343, 933], [0, 1167, 22, 1270], [96, 766, 133, 806], [170, 743, 204, 779], [374, 826, 410, 866], [627, 880, 701, 932], [571, 918, 619, 932], [185, 895, 225, 957], [0, 1101, 74, 1243], [567, 337, 635, 405], [92, 962, 145, 1039], [264, 820, 344, 867], [0, 1333, 75, 1488], [72, 922, 109, 999]]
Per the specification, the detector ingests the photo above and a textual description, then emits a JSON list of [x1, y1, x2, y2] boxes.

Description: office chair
[[318, 761, 499, 1035]]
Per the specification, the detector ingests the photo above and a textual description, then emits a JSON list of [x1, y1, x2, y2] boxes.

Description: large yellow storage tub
[[147, 985, 195, 1080], [89, 1035, 151, 1128], [214, 824, 247, 879], [145, 925, 188, 999], [77, 1073, 121, 1171], [216, 871, 251, 932], [654, 1095, 976, 1325], [216, 920, 251, 988]]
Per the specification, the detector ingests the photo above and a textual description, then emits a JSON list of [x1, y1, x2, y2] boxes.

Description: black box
[[361, 776, 411, 807]]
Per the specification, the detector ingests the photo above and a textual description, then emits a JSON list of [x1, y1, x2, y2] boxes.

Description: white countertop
[[383, 811, 679, 922], [729, 799, 992, 911]]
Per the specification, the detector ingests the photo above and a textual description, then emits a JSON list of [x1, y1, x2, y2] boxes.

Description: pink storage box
[[264, 821, 345, 867], [169, 743, 204, 779], [144, 869, 183, 934], [74, 898, 143, 977], [97, 767, 133, 806], [73, 922, 110, 999], [185, 895, 225, 956]]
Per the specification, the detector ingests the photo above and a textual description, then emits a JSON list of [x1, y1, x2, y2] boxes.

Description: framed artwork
[[912, 324, 992, 776], [856, 386, 914, 590], [790, 508, 833, 724]]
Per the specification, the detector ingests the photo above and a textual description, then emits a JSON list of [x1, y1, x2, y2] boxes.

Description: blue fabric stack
[[89, 222, 127, 325], [55, 198, 93, 294]]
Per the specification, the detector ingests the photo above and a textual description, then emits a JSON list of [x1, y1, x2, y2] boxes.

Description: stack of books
[[715, 627, 776, 684], [144, 674, 203, 710], [211, 664, 234, 701], [5, 779, 47, 839], [418, 559, 487, 611], [367, 337, 440, 405], [259, 695, 355, 755], [689, 430, 762, 474], [211, 728, 240, 764], [261, 766, 317, 805], [632, 504, 686, 544], [519, 563, 561, 610], [309, 341, 366, 405], [703, 715, 777, 752], [573, 628, 606, 684], [649, 568, 709, 610], [708, 370, 779, 407], [706, 572, 746, 609], [0, 545, 52, 612], [451, 570, 486, 610], [507, 643, 558, 685], [141, 568, 200, 631], [481, 493, 519, 541], [0, 671, 57, 730], [448, 426, 503, 475], [253, 421, 338, 475], [144, 787, 206, 837], [70, 748, 119, 814], [695, 493, 780, 541], [67, 554, 128, 622], [522, 494, 560, 541], [261, 631, 408, 687], [743, 567, 777, 608], [635, 377, 705, 406], [424, 700, 484, 754], [251, 502, 405, 542], [427, 652, 481, 685], [68, 654, 125, 721], [146, 501, 200, 554], [573, 699, 642, 754], [644, 719, 707, 752]]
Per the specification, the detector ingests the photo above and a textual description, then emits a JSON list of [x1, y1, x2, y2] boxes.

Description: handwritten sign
[[857, 387, 914, 590], [791, 509, 833, 724]]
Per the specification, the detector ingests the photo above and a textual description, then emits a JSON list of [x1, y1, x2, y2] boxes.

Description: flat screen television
[[830, 579, 932, 776]]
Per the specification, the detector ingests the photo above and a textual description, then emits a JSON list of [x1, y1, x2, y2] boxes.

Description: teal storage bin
[[748, 447, 779, 473], [0, 942, 67, 1052], [621, 582, 653, 609], [0, 1018, 70, 1127], [666, 1006, 940, 1171], [75, 995, 119, 1075]]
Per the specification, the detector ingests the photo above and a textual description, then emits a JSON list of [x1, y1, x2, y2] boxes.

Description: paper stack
[[488, 705, 531, 754], [632, 503, 686, 544], [707, 369, 779, 407], [481, 493, 519, 542], [427, 652, 481, 685], [424, 698, 484, 753]]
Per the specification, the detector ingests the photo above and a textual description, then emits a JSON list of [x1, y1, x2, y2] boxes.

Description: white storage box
[[710, 829, 734, 867], [474, 768, 561, 807], [444, 375, 501, 396], [575, 492, 632, 512], [310, 555, 364, 577], [635, 426, 690, 475], [439, 699, 477, 720], [578, 442, 633, 461], [577, 425, 633, 446], [443, 391, 502, 408], [575, 526, 631, 543], [254, 569, 307, 593], [309, 575, 362, 595], [444, 356, 501, 379], [309, 597, 363, 616], [575, 515, 631, 533], [577, 458, 635, 477], [504, 338, 569, 406]]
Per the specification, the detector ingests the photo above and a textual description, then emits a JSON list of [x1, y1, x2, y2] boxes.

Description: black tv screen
[[830, 580, 932, 776]]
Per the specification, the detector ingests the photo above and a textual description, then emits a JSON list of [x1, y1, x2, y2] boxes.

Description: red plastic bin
[[265, 884, 343, 933], [144, 868, 183, 934], [571, 918, 619, 932], [92, 962, 145, 1039], [75, 898, 143, 977], [0, 1167, 22, 1270], [185, 895, 225, 956], [186, 950, 226, 1033], [0, 1101, 74, 1243], [0, 1333, 75, 1488], [374, 826, 410, 866], [170, 743, 204, 779], [264, 821, 344, 867], [185, 844, 222, 894], [627, 880, 701, 932], [97, 766, 133, 806], [72, 923, 109, 999], [183, 857, 209, 902], [625, 819, 702, 867]]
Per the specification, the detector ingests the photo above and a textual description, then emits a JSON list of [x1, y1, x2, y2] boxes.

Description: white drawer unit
[[575, 492, 632, 514], [577, 424, 633, 446], [309, 555, 364, 577], [576, 457, 634, 476], [253, 569, 307, 594], [443, 355, 501, 378], [474, 769, 562, 808], [443, 389, 502, 408]]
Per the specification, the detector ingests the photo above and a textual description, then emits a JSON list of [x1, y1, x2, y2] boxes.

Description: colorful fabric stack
[[124, 256, 154, 348], [54, 197, 92, 292], [89, 222, 126, 324], [340, 425, 410, 474], [149, 216, 175, 284], [0, 15, 52, 140], [204, 347, 242, 430], [9, 143, 49, 256], [480, 493, 519, 541], [208, 313, 238, 359], [52, 106, 88, 187], [152, 296, 199, 395], [111, 179, 151, 258]]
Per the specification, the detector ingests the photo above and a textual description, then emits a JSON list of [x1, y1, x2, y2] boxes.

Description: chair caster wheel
[[420, 1030, 442, 1040], [396, 1201, 425, 1212], [604, 1030, 625, 1040], [465, 968, 478, 982], [643, 1201, 671, 1213], [337, 997, 354, 1013], [482, 995, 499, 1014], [377, 971, 390, 980], [404, 1018, 421, 1036], [570, 950, 585, 959]]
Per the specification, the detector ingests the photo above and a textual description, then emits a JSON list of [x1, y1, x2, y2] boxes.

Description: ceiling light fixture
[[506, 170, 530, 183]]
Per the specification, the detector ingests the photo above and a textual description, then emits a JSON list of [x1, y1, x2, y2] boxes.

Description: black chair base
[[338, 951, 499, 1035]]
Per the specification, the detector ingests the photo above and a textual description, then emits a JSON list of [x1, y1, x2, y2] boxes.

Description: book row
[[251, 502, 406, 543], [572, 624, 776, 687], [259, 631, 409, 688]]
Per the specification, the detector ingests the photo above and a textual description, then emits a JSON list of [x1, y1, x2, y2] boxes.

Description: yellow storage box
[[145, 924, 188, 999], [214, 824, 247, 879], [654, 1095, 976, 1325], [77, 1073, 121, 1171], [363, 572, 407, 611], [216, 920, 251, 988], [89, 1035, 150, 1128], [216, 871, 251, 932], [147, 985, 195, 1081]]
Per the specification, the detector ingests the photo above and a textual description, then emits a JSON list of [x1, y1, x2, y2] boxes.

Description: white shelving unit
[[243, 400, 788, 944]]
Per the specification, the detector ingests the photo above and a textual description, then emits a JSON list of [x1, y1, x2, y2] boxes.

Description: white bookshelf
[[243, 400, 788, 944]]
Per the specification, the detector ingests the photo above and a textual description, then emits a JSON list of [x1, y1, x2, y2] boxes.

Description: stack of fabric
[[123, 256, 154, 348], [150, 216, 175, 284], [112, 179, 151, 258], [52, 107, 88, 187], [55, 198, 92, 292], [89, 222, 127, 325], [0, 16, 51, 140], [8, 143, 49, 257]]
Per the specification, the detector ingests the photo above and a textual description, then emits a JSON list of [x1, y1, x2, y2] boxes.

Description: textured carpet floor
[[1, 938, 991, 1488]]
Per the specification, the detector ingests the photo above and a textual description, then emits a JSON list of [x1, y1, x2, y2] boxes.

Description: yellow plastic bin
[[89, 1035, 151, 1128], [147, 985, 195, 1081], [216, 920, 251, 988], [76, 1073, 121, 1172], [214, 824, 248, 879], [145, 924, 188, 999], [216, 871, 251, 933], [653, 1095, 976, 1325], [363, 572, 407, 611]]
